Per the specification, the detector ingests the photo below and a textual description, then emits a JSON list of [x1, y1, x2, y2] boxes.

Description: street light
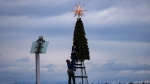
[[30, 36, 49, 84]]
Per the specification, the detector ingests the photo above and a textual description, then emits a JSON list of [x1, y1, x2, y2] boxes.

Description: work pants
[[68, 72, 75, 84]]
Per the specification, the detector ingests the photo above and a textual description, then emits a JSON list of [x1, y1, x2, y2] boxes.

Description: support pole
[[83, 62, 89, 84], [81, 62, 83, 84], [35, 53, 40, 84], [30, 36, 48, 84]]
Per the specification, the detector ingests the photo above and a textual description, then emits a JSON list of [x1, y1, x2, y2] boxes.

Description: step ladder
[[74, 62, 89, 84]]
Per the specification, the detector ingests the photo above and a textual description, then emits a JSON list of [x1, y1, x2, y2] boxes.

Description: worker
[[71, 42, 78, 62], [66, 59, 75, 84]]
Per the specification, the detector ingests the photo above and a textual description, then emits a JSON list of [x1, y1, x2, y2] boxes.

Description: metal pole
[[36, 53, 40, 84], [81, 62, 83, 84], [83, 62, 89, 84]]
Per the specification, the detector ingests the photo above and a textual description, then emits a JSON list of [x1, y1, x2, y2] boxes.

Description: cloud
[[0, 53, 3, 56], [88, 40, 150, 68], [42, 63, 55, 72], [96, 60, 150, 71], [15, 56, 30, 62], [84, 4, 150, 27], [40, 63, 68, 83], [0, 52, 9, 56], [0, 12, 76, 29], [0, 0, 71, 17], [86, 25, 150, 43], [0, 0, 70, 7], [0, 0, 150, 28], [0, 66, 35, 83], [86, 60, 150, 83], [0, 0, 150, 83], [0, 62, 67, 83]]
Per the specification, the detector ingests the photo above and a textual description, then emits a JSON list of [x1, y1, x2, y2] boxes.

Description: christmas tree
[[73, 18, 90, 62]]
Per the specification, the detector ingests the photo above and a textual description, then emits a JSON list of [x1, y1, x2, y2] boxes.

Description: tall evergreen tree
[[73, 18, 90, 62]]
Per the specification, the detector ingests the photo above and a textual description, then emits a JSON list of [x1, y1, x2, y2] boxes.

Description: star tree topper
[[72, 4, 87, 18]]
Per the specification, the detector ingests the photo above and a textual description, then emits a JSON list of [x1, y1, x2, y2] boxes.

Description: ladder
[[74, 61, 89, 84]]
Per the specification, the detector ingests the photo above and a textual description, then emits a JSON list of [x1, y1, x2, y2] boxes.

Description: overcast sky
[[0, 0, 150, 84]]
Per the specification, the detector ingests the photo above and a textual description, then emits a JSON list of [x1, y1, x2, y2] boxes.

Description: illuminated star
[[72, 4, 87, 18]]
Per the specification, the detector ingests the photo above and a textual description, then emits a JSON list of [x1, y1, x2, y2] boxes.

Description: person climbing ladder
[[66, 42, 78, 84], [66, 59, 75, 84], [71, 42, 78, 62]]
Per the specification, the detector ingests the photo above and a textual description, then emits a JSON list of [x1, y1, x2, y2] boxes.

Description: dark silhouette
[[66, 59, 75, 84], [73, 18, 90, 61]]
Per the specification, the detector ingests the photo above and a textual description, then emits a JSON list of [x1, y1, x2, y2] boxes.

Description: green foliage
[[73, 18, 90, 61]]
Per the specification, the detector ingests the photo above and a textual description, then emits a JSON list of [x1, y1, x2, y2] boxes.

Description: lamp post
[[30, 36, 49, 84]]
